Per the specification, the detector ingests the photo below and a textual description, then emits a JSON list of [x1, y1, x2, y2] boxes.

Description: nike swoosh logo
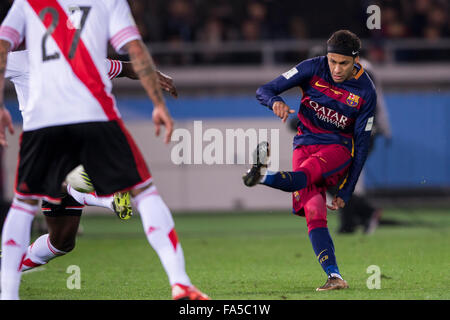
[[315, 81, 329, 89], [314, 81, 343, 95], [352, 51, 358, 55]]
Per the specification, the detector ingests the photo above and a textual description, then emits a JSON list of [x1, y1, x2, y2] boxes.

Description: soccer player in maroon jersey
[[244, 30, 377, 291]]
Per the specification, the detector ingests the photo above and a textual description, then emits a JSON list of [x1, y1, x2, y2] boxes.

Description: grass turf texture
[[20, 208, 449, 300]]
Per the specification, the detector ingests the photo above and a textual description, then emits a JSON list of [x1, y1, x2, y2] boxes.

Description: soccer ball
[[65, 165, 95, 193]]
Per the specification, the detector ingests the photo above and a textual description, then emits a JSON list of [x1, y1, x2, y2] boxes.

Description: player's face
[[327, 53, 356, 83]]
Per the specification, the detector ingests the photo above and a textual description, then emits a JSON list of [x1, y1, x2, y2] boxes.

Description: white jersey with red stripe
[[0, 0, 140, 131], [5, 50, 123, 114]]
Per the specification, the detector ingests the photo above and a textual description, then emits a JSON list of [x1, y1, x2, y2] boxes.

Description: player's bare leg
[[130, 184, 209, 300], [21, 215, 80, 271]]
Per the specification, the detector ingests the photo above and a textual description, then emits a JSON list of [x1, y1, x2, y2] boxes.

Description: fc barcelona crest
[[346, 93, 360, 107]]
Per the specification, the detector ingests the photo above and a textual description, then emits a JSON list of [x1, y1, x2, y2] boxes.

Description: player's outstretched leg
[[132, 184, 209, 300], [67, 184, 133, 220], [243, 141, 310, 191], [304, 193, 348, 291]]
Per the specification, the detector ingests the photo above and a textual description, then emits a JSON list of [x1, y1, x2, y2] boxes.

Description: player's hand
[[152, 105, 174, 144], [0, 105, 14, 147], [272, 101, 296, 123], [157, 71, 178, 98], [327, 196, 346, 210]]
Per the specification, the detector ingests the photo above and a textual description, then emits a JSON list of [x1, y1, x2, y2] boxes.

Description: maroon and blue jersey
[[256, 56, 377, 203]]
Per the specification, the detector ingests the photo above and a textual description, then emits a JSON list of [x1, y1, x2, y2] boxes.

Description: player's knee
[[306, 212, 328, 232], [305, 207, 327, 225], [49, 236, 76, 253], [16, 198, 40, 206], [130, 182, 154, 198], [299, 157, 323, 185], [304, 198, 327, 220], [304, 195, 328, 231]]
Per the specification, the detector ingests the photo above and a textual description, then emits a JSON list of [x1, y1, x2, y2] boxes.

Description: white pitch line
[[22, 267, 47, 275]]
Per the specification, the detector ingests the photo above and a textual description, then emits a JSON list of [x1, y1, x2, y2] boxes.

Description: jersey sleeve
[[108, 0, 142, 54], [256, 58, 317, 109], [0, 0, 26, 51], [337, 90, 377, 203], [105, 59, 123, 80]]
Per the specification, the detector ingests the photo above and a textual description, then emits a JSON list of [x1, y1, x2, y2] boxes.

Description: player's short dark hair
[[327, 30, 361, 57]]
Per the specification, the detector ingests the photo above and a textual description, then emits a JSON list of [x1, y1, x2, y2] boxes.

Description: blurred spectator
[[381, 5, 409, 38], [289, 17, 309, 40], [165, 0, 196, 42], [425, 4, 449, 37], [196, 16, 227, 64], [410, 0, 434, 37], [244, 1, 270, 40], [162, 0, 197, 65], [241, 20, 262, 41]]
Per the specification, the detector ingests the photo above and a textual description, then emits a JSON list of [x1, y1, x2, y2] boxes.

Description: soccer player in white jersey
[[4, 50, 179, 272], [0, 0, 208, 300]]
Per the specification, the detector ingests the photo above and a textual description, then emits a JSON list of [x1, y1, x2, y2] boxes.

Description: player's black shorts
[[42, 194, 84, 217], [15, 120, 152, 204]]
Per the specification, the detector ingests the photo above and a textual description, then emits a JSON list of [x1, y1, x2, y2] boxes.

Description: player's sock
[[21, 234, 67, 271], [1, 198, 38, 300], [260, 170, 308, 192], [67, 184, 113, 210], [304, 193, 342, 279], [133, 185, 192, 287], [308, 227, 342, 279]]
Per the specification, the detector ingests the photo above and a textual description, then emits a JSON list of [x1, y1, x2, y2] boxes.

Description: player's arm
[[118, 61, 178, 98], [0, 40, 15, 146], [124, 39, 173, 144], [331, 91, 377, 209], [0, 40, 9, 106], [0, 0, 25, 146], [256, 59, 314, 123]]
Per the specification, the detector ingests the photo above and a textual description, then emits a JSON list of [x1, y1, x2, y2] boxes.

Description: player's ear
[[354, 56, 360, 64]]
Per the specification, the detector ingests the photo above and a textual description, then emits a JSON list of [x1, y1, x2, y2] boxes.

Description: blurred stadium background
[[1, 0, 449, 212]]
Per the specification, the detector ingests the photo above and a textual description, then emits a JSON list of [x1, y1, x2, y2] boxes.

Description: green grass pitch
[[19, 208, 449, 300]]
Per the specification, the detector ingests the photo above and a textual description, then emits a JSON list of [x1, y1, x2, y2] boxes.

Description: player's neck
[[343, 66, 358, 82]]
